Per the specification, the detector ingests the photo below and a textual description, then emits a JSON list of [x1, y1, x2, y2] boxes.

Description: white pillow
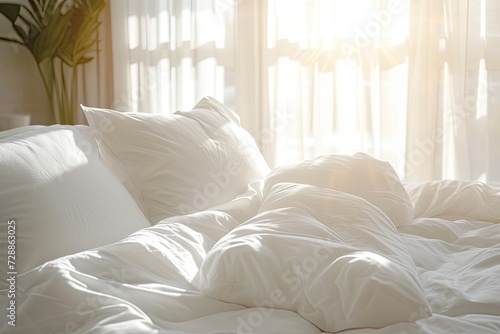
[[263, 153, 413, 227], [0, 125, 150, 288], [200, 183, 430, 333], [82, 97, 270, 224]]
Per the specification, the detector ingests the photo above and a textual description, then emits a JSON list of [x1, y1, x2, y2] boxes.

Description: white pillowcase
[[0, 125, 150, 288], [199, 183, 430, 333], [263, 152, 414, 227], [82, 97, 270, 224]]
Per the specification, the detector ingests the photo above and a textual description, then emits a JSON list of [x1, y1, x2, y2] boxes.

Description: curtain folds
[[108, 0, 500, 185], [73, 1, 114, 124], [109, 0, 240, 113]]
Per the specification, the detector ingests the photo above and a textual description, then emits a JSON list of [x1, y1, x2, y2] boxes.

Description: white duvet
[[3, 177, 500, 333], [199, 183, 430, 333]]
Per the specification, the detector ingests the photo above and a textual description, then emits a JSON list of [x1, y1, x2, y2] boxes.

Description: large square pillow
[[263, 153, 413, 227], [0, 125, 150, 288], [82, 97, 270, 224]]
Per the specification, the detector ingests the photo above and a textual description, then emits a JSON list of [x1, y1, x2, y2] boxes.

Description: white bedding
[[3, 177, 500, 334]]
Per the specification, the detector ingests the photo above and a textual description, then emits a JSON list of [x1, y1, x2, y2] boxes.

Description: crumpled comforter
[[2, 167, 500, 333]]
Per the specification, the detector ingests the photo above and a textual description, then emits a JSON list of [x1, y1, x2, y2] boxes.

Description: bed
[[1, 97, 500, 333]]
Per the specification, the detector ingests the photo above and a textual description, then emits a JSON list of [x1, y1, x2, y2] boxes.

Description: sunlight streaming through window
[[476, 59, 488, 120], [158, 10, 169, 44], [129, 62, 139, 110], [147, 15, 158, 51], [128, 15, 139, 49], [181, 8, 191, 43], [334, 0, 373, 38], [115, 0, 500, 182]]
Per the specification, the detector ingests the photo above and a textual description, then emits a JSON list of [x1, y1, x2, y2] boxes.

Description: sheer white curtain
[[440, 0, 500, 184], [108, 0, 500, 184], [109, 0, 243, 112], [406, 0, 500, 183], [260, 0, 410, 170]]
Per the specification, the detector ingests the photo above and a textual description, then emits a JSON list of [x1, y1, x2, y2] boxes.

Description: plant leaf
[[32, 6, 73, 63], [27, 0, 45, 27], [77, 56, 93, 64], [12, 24, 29, 43], [56, 0, 105, 67], [0, 4, 20, 23]]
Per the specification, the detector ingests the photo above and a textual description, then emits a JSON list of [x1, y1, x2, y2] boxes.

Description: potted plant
[[0, 0, 106, 124]]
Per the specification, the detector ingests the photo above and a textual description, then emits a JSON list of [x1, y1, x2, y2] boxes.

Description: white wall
[[0, 15, 51, 125]]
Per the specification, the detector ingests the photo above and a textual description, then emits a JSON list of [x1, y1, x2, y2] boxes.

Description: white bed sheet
[[2, 180, 500, 334]]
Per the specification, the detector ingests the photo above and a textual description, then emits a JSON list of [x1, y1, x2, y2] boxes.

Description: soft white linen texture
[[199, 183, 430, 333], [263, 153, 414, 227], [82, 97, 270, 224], [0, 125, 149, 289], [3, 178, 500, 333], [4, 209, 321, 334], [406, 179, 500, 222]]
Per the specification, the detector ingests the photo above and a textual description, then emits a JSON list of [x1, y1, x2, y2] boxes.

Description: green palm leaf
[[56, 0, 105, 67], [32, 5, 73, 63], [0, 4, 20, 22], [27, 0, 57, 28], [0, 4, 39, 47], [1, 0, 106, 125]]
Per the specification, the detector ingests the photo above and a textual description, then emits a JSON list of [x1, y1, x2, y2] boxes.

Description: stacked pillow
[[82, 97, 270, 224], [0, 97, 270, 286], [262, 153, 413, 227]]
